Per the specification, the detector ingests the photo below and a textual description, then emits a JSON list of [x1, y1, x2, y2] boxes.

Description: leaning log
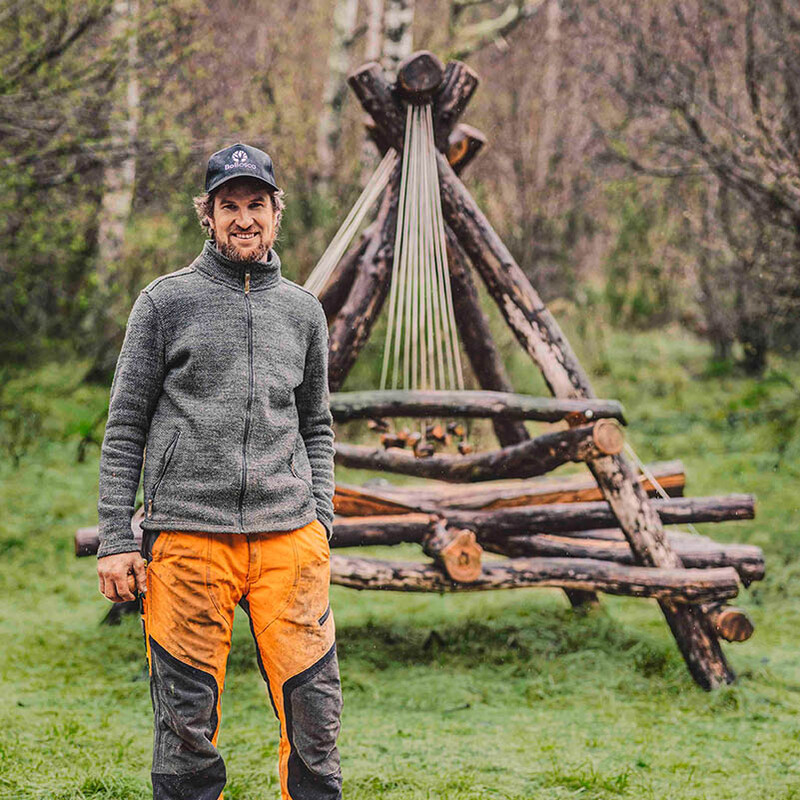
[[334, 420, 624, 482], [327, 159, 401, 391], [446, 229, 530, 446], [329, 389, 626, 424], [318, 220, 375, 323], [330, 554, 740, 603], [433, 60, 480, 150]]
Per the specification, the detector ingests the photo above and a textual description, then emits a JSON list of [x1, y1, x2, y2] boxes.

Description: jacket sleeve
[[97, 291, 165, 558], [295, 301, 335, 538]]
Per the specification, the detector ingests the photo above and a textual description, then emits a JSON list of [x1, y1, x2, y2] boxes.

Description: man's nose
[[235, 210, 254, 228]]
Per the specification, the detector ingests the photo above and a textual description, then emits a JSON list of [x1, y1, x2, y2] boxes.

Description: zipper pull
[[147, 498, 153, 518], [244, 271, 250, 294]]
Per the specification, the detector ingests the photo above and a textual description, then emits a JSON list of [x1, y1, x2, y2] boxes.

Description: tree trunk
[[381, 0, 415, 79], [317, 0, 361, 188], [87, 0, 140, 382]]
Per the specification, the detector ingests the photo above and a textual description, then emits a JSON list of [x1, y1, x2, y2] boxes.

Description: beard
[[217, 237, 270, 263]]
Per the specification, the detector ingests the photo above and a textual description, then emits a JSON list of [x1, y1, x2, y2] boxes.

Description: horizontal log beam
[[452, 494, 756, 538], [369, 459, 686, 511], [330, 555, 740, 603], [75, 493, 755, 557], [335, 421, 624, 482], [329, 389, 626, 424], [485, 533, 765, 585]]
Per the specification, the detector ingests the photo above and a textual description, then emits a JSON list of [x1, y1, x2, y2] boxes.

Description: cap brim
[[207, 171, 279, 194]]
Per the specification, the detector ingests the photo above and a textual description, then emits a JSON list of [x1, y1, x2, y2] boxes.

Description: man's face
[[208, 178, 278, 262]]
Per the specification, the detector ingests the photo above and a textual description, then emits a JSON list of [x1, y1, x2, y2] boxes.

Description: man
[[96, 143, 342, 800]]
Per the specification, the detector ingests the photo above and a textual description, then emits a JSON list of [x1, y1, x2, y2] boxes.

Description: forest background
[[1, 1, 800, 799]]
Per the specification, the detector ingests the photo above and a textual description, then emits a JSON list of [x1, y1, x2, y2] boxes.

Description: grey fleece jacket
[[96, 240, 335, 558]]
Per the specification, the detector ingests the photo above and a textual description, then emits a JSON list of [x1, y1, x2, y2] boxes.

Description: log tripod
[[76, 51, 764, 689], [317, 51, 763, 690]]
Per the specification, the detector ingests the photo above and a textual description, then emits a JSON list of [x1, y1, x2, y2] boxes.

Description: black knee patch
[[148, 637, 226, 798], [284, 643, 343, 799]]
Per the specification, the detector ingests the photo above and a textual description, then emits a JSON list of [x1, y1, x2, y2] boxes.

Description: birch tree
[[316, 0, 361, 188]]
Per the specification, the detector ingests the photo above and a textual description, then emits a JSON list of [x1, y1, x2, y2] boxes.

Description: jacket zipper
[[147, 430, 180, 518], [237, 271, 254, 529]]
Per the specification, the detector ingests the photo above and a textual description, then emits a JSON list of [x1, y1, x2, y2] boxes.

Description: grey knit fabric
[[97, 240, 335, 558]]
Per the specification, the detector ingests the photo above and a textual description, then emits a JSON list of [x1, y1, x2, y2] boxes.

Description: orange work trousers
[[140, 519, 342, 800]]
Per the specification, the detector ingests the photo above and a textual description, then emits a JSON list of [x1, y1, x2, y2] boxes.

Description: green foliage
[[603, 182, 677, 329]]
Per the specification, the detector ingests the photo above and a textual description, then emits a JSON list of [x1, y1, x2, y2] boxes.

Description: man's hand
[[97, 551, 147, 602]]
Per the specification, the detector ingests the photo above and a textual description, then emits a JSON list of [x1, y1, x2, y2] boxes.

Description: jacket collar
[[193, 239, 282, 291]]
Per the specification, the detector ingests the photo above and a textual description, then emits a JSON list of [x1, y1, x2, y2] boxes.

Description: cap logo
[[224, 148, 258, 172]]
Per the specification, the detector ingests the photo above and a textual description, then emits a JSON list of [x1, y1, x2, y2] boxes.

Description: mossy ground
[[1, 324, 799, 799]]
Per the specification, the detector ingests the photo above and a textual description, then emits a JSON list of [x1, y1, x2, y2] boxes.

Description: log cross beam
[[345, 53, 737, 690]]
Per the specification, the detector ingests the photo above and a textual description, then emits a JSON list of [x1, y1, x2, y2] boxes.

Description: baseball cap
[[204, 143, 280, 194]]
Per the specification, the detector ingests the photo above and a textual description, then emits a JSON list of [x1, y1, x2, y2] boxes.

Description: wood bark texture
[[329, 389, 626, 423], [334, 421, 624, 482], [330, 554, 740, 603]]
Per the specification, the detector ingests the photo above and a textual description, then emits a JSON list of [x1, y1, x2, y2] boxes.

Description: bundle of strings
[[380, 103, 465, 393], [304, 148, 398, 296]]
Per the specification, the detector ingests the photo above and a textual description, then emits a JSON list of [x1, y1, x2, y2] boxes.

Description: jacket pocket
[[290, 437, 313, 490], [147, 429, 181, 518]]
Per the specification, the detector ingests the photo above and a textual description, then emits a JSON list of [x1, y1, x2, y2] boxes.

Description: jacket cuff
[[97, 538, 141, 559]]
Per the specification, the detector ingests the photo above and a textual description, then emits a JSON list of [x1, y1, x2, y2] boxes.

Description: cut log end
[[396, 50, 445, 100], [424, 523, 483, 583], [592, 419, 625, 455], [707, 605, 755, 642]]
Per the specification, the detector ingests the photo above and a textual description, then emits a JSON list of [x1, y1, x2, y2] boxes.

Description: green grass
[[2, 325, 800, 799]]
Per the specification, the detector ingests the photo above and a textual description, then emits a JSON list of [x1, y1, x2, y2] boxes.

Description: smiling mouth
[[232, 232, 259, 241]]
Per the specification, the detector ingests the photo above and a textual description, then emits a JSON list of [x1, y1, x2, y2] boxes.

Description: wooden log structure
[[329, 389, 626, 425], [329, 554, 740, 603], [335, 420, 625, 482], [317, 220, 375, 323], [346, 55, 741, 688]]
